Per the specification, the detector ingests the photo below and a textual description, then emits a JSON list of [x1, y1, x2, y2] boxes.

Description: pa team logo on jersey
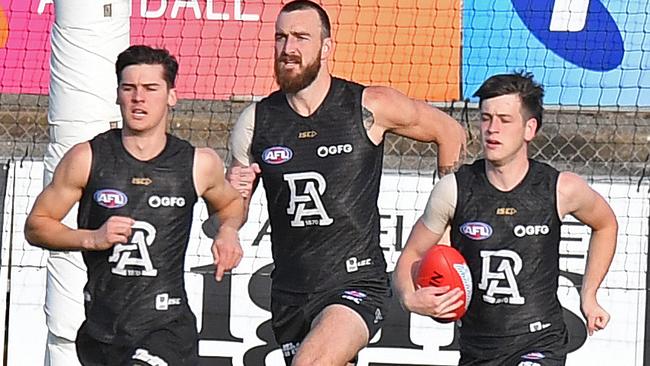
[[460, 222, 493, 240], [262, 146, 293, 165], [94, 189, 128, 209]]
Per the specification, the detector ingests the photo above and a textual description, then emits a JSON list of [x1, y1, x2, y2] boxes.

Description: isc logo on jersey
[[460, 222, 493, 240], [262, 146, 293, 165], [94, 189, 128, 209]]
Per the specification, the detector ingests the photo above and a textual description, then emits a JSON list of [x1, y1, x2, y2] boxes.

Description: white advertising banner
[[1, 162, 648, 365]]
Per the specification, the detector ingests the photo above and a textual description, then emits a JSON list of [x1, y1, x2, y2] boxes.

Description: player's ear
[[321, 37, 332, 60], [168, 87, 177, 108], [524, 117, 537, 142]]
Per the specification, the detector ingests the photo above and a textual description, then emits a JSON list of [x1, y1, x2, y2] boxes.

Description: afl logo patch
[[262, 146, 293, 165], [460, 222, 493, 241], [93, 189, 128, 209]]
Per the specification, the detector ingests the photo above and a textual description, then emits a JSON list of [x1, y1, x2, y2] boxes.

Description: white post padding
[[41, 1, 130, 364]]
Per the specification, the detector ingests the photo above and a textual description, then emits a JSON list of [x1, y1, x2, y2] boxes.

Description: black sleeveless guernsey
[[451, 159, 565, 338], [77, 129, 198, 345], [251, 77, 388, 293]]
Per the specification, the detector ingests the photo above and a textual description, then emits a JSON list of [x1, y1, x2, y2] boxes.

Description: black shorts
[[459, 325, 569, 366], [271, 279, 390, 363], [76, 315, 198, 366]]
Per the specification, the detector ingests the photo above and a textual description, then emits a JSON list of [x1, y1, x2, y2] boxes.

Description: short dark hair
[[115, 45, 179, 88], [473, 71, 544, 132], [280, 0, 331, 39]]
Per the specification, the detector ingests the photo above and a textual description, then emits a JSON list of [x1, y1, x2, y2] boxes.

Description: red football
[[416, 245, 472, 322]]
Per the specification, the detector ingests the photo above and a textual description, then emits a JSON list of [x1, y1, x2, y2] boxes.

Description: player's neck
[[484, 154, 530, 192], [285, 71, 331, 117], [121, 125, 167, 161]]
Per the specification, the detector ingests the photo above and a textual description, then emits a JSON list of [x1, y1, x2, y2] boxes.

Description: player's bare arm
[[25, 143, 135, 251], [393, 174, 463, 318], [226, 102, 261, 221], [558, 171, 618, 335], [195, 147, 245, 281], [361, 85, 467, 176], [227, 159, 261, 222], [394, 220, 463, 319]]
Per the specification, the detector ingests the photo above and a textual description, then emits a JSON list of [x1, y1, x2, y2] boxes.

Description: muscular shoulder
[[52, 142, 92, 188], [557, 172, 586, 198], [194, 147, 226, 195], [361, 86, 414, 141], [361, 85, 439, 133], [66, 141, 91, 159], [59, 142, 92, 171], [362, 86, 403, 111], [557, 171, 589, 217], [195, 147, 225, 175]]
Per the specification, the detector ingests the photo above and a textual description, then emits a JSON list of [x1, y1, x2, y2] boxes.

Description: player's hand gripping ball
[[416, 245, 473, 322]]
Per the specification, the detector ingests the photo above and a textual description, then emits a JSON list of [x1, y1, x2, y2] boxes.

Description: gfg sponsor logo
[[262, 146, 293, 165], [513, 224, 549, 237], [94, 189, 128, 209], [148, 195, 186, 208], [460, 222, 493, 240], [511, 0, 623, 71], [317, 144, 352, 158]]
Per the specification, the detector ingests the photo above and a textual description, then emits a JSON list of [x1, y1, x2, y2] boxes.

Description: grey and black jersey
[[77, 129, 198, 345], [251, 77, 388, 293], [450, 159, 565, 338]]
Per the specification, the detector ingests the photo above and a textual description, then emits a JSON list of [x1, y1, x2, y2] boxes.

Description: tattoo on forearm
[[438, 147, 467, 177], [362, 107, 375, 130], [438, 164, 458, 177]]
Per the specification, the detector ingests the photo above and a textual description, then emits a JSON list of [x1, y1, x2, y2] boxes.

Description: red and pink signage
[[0, 0, 53, 95], [0, 0, 460, 101]]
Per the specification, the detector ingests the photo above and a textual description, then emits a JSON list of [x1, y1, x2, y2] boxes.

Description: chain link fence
[[1, 94, 648, 180]]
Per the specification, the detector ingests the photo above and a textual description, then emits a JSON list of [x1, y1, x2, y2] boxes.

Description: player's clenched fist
[[581, 296, 611, 336], [88, 216, 135, 250], [211, 225, 243, 282], [227, 163, 261, 199]]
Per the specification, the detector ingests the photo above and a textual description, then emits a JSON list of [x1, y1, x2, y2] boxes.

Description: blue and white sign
[[463, 0, 650, 106]]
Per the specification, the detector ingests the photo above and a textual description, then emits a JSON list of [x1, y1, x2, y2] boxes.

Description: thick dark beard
[[274, 54, 321, 94]]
